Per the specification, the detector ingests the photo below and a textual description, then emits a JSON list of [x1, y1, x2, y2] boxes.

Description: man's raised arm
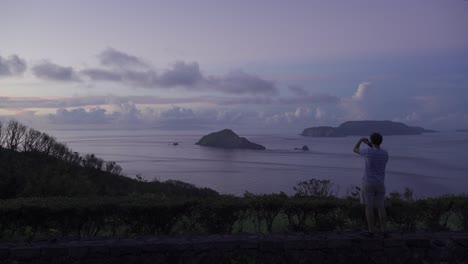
[[353, 138, 370, 154]]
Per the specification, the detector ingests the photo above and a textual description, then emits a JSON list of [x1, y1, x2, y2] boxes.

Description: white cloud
[[111, 102, 144, 124], [315, 107, 325, 120], [340, 81, 374, 120], [352, 81, 372, 101], [405, 112, 421, 122], [48, 108, 109, 124], [265, 106, 318, 127]]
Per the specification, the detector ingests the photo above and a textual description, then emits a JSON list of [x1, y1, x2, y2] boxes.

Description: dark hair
[[370, 132, 383, 145]]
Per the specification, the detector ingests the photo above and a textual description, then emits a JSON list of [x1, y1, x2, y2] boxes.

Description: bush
[[293, 179, 335, 198], [244, 193, 286, 232], [417, 196, 455, 231], [0, 194, 467, 240], [386, 198, 421, 231], [452, 195, 468, 230], [196, 196, 247, 233]]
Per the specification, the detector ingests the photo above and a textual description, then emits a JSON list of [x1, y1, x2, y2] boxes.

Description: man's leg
[[377, 206, 386, 232], [375, 183, 386, 233], [365, 205, 376, 233]]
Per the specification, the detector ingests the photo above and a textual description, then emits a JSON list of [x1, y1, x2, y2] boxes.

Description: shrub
[[386, 198, 421, 231], [244, 193, 286, 232], [417, 196, 455, 231], [293, 178, 335, 198]]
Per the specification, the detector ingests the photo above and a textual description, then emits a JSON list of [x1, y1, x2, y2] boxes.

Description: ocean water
[[46, 129, 468, 198]]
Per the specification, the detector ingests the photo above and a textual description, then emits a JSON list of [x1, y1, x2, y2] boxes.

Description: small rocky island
[[294, 145, 310, 151], [196, 129, 266, 150], [301, 120, 435, 137]]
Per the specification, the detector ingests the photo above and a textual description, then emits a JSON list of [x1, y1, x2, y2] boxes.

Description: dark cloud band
[[0, 54, 27, 77], [32, 61, 81, 82]]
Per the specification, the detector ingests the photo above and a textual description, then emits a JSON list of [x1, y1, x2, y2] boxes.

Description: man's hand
[[354, 138, 370, 154]]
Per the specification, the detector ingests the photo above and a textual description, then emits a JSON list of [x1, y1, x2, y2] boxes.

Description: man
[[353, 132, 389, 237]]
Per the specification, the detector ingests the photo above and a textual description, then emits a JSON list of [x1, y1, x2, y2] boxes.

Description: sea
[[45, 129, 468, 198]]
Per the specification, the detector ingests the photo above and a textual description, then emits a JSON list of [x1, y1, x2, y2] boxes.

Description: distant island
[[301, 120, 435, 137], [196, 129, 266, 150]]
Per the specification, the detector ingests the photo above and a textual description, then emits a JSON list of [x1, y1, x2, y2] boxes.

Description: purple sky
[[1, 0, 467, 131]]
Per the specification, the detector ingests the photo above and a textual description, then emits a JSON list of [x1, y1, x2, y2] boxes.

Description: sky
[[1, 0, 467, 131]]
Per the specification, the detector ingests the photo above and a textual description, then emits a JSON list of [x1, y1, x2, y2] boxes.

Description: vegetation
[[0, 193, 467, 240], [0, 120, 466, 240]]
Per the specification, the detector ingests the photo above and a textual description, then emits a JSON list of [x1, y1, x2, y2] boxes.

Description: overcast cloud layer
[[1, 45, 467, 131]]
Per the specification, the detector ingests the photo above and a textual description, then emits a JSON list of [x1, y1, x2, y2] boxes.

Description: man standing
[[353, 132, 389, 236]]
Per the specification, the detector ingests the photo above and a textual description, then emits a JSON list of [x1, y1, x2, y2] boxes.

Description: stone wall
[[0, 232, 467, 264]]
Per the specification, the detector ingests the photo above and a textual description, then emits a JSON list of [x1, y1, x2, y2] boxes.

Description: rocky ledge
[[196, 129, 266, 150], [1, 232, 467, 263]]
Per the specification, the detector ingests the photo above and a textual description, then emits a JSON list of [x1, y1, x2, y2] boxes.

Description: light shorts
[[361, 180, 386, 207]]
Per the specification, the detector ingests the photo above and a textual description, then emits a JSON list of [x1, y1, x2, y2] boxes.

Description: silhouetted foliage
[[0, 194, 466, 240], [293, 178, 335, 198]]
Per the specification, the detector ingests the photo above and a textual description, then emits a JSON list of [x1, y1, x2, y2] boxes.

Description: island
[[294, 145, 310, 151], [196, 129, 266, 150], [301, 120, 435, 137]]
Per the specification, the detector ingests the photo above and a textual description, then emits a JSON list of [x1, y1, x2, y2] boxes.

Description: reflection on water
[[45, 129, 468, 197]]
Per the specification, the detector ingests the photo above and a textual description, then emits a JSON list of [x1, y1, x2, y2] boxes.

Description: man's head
[[370, 132, 383, 146]]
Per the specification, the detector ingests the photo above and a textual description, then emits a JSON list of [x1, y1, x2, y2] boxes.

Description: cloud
[[158, 61, 203, 87], [153, 106, 264, 129], [118, 70, 159, 88], [0, 96, 110, 109], [48, 108, 109, 124], [288, 85, 309, 96], [83, 48, 278, 95], [209, 70, 278, 95], [0, 95, 218, 110], [352, 81, 372, 101], [0, 93, 340, 111], [315, 107, 326, 120], [21, 48, 278, 95], [0, 54, 27, 77], [340, 81, 373, 120], [111, 102, 147, 125], [81, 48, 159, 88], [81, 69, 159, 89], [98, 47, 148, 69], [80, 68, 123, 82], [215, 109, 246, 123], [32, 61, 81, 82], [42, 103, 266, 130], [215, 96, 274, 105], [265, 106, 312, 125], [278, 94, 339, 105]]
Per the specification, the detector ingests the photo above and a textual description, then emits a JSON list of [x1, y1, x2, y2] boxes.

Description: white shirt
[[360, 147, 389, 183]]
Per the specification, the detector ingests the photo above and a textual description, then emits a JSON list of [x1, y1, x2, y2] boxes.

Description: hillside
[[0, 120, 218, 199]]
